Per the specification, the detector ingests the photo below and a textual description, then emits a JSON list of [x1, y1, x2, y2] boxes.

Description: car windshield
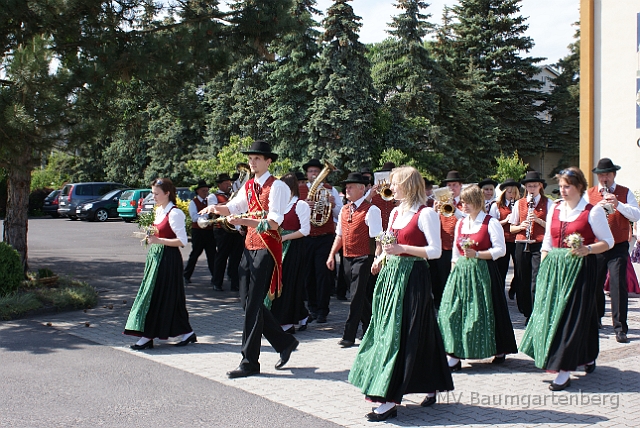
[[47, 190, 59, 198], [101, 189, 122, 200], [120, 190, 135, 200]]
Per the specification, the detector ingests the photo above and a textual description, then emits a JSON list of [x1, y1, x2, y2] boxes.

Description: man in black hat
[[211, 173, 245, 292], [203, 140, 298, 378], [183, 179, 217, 285], [587, 158, 640, 343], [300, 158, 343, 323], [424, 178, 435, 207], [509, 171, 553, 323], [326, 173, 382, 348]]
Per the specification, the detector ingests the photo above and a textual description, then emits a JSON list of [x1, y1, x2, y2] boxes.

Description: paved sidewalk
[[31, 277, 640, 428]]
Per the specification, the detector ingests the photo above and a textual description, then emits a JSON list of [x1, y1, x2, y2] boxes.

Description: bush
[[29, 187, 53, 214], [0, 242, 23, 296]]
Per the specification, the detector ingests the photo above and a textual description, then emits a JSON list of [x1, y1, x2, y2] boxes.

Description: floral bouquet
[[133, 211, 158, 247], [460, 237, 477, 256], [564, 232, 584, 255], [375, 231, 397, 266]]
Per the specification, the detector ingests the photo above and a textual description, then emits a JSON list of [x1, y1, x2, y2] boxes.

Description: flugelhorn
[[433, 187, 456, 217], [197, 210, 268, 230]]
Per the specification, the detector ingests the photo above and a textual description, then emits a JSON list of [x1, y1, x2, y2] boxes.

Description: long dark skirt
[[487, 259, 518, 355], [124, 246, 193, 339], [545, 254, 599, 371], [271, 238, 309, 325], [369, 261, 453, 403]]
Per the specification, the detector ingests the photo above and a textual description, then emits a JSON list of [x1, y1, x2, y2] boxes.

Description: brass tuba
[[433, 187, 456, 217], [374, 171, 393, 201], [307, 161, 337, 226]]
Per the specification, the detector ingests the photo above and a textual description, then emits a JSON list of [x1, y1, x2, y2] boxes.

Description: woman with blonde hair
[[438, 185, 517, 370], [349, 166, 453, 422]]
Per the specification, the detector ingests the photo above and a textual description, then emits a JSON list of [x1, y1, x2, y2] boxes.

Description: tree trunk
[[3, 154, 31, 274]]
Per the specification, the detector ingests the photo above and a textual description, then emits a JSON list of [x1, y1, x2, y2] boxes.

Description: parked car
[[76, 188, 131, 222], [117, 188, 152, 222], [58, 182, 128, 220], [139, 187, 196, 216], [42, 189, 61, 218]]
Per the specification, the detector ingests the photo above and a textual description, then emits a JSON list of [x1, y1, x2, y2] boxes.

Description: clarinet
[[523, 193, 535, 253]]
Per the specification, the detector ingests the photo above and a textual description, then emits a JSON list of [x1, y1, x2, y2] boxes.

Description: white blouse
[[284, 196, 311, 236], [452, 212, 506, 262], [154, 202, 188, 247], [541, 199, 614, 252], [226, 172, 289, 225], [336, 195, 383, 238], [388, 205, 442, 260]]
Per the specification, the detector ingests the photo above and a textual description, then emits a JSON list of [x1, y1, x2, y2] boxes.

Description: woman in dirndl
[[269, 173, 311, 332], [438, 185, 518, 371], [124, 178, 196, 350], [349, 166, 453, 422], [519, 167, 613, 390]]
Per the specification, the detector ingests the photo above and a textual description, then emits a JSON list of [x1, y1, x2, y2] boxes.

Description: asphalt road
[[0, 217, 339, 428]]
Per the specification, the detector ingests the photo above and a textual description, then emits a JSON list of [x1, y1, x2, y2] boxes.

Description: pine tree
[[305, 0, 377, 170]]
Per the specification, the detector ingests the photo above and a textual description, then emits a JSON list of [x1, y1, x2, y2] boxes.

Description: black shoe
[[213, 285, 223, 291], [549, 378, 571, 391], [308, 313, 317, 323], [230, 286, 239, 292], [449, 360, 462, 372], [598, 320, 603, 329], [227, 366, 260, 379], [284, 326, 295, 334], [338, 339, 355, 348], [492, 355, 506, 364], [130, 340, 154, 350], [508, 288, 515, 300], [421, 395, 437, 407], [366, 406, 397, 422], [316, 314, 327, 323], [585, 361, 596, 374], [174, 333, 197, 347], [297, 324, 307, 332], [616, 332, 629, 343], [275, 339, 299, 370], [336, 295, 347, 301], [183, 276, 191, 284]]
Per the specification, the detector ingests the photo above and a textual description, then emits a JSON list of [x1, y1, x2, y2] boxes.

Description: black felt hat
[[478, 178, 499, 188], [442, 170, 464, 183], [302, 158, 323, 171], [194, 179, 210, 191], [499, 178, 520, 191], [423, 178, 434, 188], [521, 171, 547, 187], [241, 140, 278, 162], [216, 173, 232, 184], [342, 172, 370, 186], [592, 158, 621, 174], [359, 167, 374, 176], [376, 162, 396, 172]]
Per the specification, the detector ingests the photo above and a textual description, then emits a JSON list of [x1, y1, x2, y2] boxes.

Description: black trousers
[[496, 241, 518, 293], [342, 254, 374, 342], [212, 229, 244, 290], [595, 241, 629, 333], [429, 249, 452, 310], [304, 234, 334, 317], [183, 228, 216, 280], [238, 249, 296, 371], [335, 249, 348, 299], [514, 242, 542, 318]]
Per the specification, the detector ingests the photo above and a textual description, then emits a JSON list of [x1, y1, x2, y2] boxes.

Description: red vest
[[191, 197, 212, 230], [515, 195, 548, 242], [341, 201, 375, 257], [456, 215, 492, 254], [155, 206, 177, 239], [550, 202, 596, 248], [215, 191, 230, 204], [281, 200, 301, 231], [440, 200, 464, 251], [245, 176, 276, 251], [498, 204, 517, 243], [587, 185, 630, 245], [299, 182, 336, 237], [371, 193, 396, 231], [392, 206, 428, 256]]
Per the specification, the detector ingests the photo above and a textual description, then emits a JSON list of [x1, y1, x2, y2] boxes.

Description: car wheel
[[123, 218, 133, 223], [49, 213, 60, 218], [69, 216, 78, 221], [95, 209, 109, 222]]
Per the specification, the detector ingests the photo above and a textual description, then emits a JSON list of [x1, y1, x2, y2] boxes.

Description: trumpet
[[197, 210, 267, 231], [378, 179, 394, 201], [433, 187, 456, 217]]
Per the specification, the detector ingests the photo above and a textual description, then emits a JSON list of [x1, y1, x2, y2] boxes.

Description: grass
[[0, 276, 98, 321]]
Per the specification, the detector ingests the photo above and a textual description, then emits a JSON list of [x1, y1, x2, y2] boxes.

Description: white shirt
[[509, 194, 554, 225], [226, 172, 289, 225], [188, 196, 210, 223], [154, 202, 188, 247], [542, 199, 614, 252], [306, 182, 343, 221], [336, 195, 383, 238], [488, 202, 502, 220], [452, 212, 506, 262], [284, 197, 311, 236], [452, 195, 467, 219], [388, 205, 442, 260], [583, 183, 640, 222]]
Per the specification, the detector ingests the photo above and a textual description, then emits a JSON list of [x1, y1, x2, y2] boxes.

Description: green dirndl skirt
[[125, 244, 164, 333]]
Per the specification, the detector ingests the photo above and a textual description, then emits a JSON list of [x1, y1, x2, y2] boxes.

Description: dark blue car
[[76, 188, 131, 222]]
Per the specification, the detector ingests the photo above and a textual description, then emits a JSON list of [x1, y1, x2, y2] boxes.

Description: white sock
[[495, 353, 505, 358], [426, 392, 435, 398], [447, 355, 460, 367], [281, 324, 294, 331], [181, 331, 194, 341], [299, 317, 308, 326], [586, 360, 595, 366], [136, 337, 151, 346], [554, 370, 570, 385], [374, 402, 396, 414]]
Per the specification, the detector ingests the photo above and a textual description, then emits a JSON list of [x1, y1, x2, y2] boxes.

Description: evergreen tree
[[305, 0, 377, 170]]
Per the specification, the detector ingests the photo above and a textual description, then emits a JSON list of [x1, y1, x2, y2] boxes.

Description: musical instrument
[[197, 210, 268, 229], [307, 161, 337, 226], [211, 163, 252, 233], [433, 187, 456, 217], [522, 193, 536, 253], [602, 187, 616, 216], [374, 171, 393, 201]]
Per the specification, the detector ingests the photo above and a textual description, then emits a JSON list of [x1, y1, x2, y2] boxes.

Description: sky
[[314, 0, 580, 65]]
